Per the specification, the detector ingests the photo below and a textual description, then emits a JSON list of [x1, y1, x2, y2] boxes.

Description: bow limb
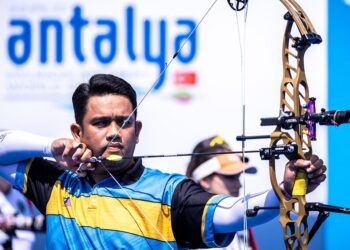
[[269, 1, 321, 249]]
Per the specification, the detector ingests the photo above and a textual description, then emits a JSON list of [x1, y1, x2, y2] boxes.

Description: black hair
[[72, 74, 137, 125]]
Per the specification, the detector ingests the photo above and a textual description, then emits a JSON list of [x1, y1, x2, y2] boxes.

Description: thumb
[[51, 138, 67, 155], [292, 158, 312, 171]]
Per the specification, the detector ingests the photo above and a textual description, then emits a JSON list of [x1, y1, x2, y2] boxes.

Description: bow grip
[[292, 170, 308, 196]]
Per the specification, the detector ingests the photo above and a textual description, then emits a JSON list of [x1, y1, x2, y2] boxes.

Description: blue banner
[[327, 1, 350, 249]]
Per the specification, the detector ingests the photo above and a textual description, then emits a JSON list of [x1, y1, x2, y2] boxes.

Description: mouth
[[105, 142, 124, 155]]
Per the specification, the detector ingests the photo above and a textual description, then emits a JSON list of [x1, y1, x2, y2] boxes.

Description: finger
[[62, 141, 81, 156], [79, 150, 95, 171], [79, 148, 93, 163], [309, 174, 326, 184], [73, 142, 83, 149], [79, 163, 87, 171], [312, 157, 324, 168], [310, 154, 320, 164], [72, 143, 86, 161], [86, 163, 95, 171], [307, 165, 327, 178], [75, 163, 87, 177], [306, 158, 324, 174], [62, 143, 73, 161], [286, 160, 303, 172]]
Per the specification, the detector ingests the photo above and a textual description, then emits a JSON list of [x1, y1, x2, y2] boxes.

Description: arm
[[0, 130, 93, 215], [213, 155, 326, 233], [213, 189, 279, 233], [0, 130, 92, 171], [0, 130, 54, 165], [0, 130, 55, 183]]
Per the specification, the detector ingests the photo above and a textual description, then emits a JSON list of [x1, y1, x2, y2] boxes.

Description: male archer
[[0, 74, 326, 249]]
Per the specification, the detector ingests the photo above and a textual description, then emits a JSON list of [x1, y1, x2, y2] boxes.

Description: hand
[[283, 154, 327, 196], [51, 138, 93, 172]]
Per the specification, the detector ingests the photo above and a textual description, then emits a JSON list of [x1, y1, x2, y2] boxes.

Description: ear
[[199, 178, 211, 190], [135, 120, 142, 144], [71, 123, 82, 142]]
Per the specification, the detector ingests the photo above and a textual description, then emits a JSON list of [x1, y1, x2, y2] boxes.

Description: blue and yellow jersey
[[14, 158, 234, 249]]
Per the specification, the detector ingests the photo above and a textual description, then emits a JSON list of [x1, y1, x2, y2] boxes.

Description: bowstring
[[83, 0, 221, 247], [233, 0, 249, 248]]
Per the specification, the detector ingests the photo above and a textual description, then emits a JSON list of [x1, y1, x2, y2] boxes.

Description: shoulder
[[134, 167, 188, 204], [142, 167, 187, 186], [31, 158, 66, 181], [29, 158, 81, 192]]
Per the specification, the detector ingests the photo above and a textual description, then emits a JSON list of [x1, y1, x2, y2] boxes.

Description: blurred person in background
[[0, 176, 37, 250], [186, 135, 258, 250]]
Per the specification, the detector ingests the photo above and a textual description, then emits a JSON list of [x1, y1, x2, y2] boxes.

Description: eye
[[92, 119, 110, 128], [115, 117, 132, 128], [122, 118, 132, 127]]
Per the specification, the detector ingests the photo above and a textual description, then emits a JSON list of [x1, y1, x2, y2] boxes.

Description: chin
[[230, 192, 239, 197], [104, 159, 130, 172]]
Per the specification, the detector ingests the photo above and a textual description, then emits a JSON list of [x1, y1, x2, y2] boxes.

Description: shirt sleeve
[[171, 179, 235, 248], [13, 158, 63, 215], [0, 130, 54, 165]]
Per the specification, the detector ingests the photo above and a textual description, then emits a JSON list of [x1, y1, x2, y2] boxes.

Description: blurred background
[[0, 0, 349, 249]]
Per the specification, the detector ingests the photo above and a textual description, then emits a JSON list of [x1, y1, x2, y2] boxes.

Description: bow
[[236, 1, 350, 249], [239, 0, 333, 249], [267, 1, 321, 249], [226, 0, 322, 248], [238, 0, 322, 249]]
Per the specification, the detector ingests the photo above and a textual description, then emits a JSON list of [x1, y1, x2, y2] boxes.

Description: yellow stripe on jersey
[[201, 195, 217, 245], [22, 158, 34, 194], [46, 180, 175, 242]]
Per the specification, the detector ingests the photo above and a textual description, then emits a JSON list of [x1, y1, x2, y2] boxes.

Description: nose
[[106, 134, 120, 143], [106, 122, 121, 142]]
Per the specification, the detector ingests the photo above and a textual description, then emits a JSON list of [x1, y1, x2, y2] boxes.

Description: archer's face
[[202, 174, 242, 197], [72, 94, 142, 175]]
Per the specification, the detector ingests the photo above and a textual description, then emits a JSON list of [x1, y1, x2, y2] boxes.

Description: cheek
[[211, 178, 227, 191], [81, 128, 106, 150], [122, 128, 138, 143], [121, 131, 138, 154]]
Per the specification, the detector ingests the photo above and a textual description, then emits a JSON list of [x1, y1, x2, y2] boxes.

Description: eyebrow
[[90, 115, 134, 123]]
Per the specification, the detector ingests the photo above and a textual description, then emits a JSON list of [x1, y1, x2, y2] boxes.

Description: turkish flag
[[174, 71, 197, 85]]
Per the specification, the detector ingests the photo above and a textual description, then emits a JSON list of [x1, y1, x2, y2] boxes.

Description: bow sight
[[237, 98, 350, 159], [260, 98, 350, 140]]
